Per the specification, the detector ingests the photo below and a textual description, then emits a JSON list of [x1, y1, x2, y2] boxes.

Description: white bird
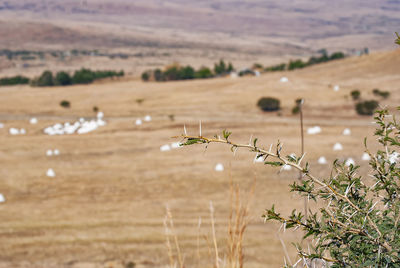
[[144, 115, 152, 122], [362, 153, 371, 161], [160, 144, 171, 152], [307, 126, 321, 135], [215, 163, 224, 172], [9, 128, 19, 135], [53, 149, 60, 156], [30, 118, 38, 124], [46, 168, 56, 178], [135, 119, 142, 125], [318, 156, 327, 165], [254, 154, 264, 163], [0, 193, 5, 203], [345, 158, 355, 166], [46, 149, 53, 156], [97, 112, 104, 119], [333, 85, 340, 91], [333, 143, 343, 151], [282, 164, 292, 171], [280, 77, 289, 83], [342, 128, 351, 135], [96, 119, 106, 126], [0, 123, 4, 128], [20, 128, 26, 135]]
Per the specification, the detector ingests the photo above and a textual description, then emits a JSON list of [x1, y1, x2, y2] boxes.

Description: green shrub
[[141, 72, 150, 81], [252, 63, 263, 69], [355, 100, 379, 115], [179, 108, 400, 267], [238, 69, 255, 77], [33, 70, 54, 87], [195, 67, 213, 79], [350, 89, 361, 100], [288, 59, 307, 70], [179, 66, 195, 80], [257, 97, 281, 112], [329, 51, 345, 60], [54, 71, 72, 86], [154, 69, 164, 81], [214, 59, 234, 75], [291, 105, 300, 115], [60, 100, 70, 108], [264, 63, 286, 72], [373, 88, 390, 99], [72, 68, 94, 84], [0, 76, 30, 86]]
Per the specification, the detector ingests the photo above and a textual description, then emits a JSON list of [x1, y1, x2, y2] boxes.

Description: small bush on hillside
[[238, 69, 255, 77], [60, 100, 70, 108], [264, 63, 286, 72], [153, 69, 163, 81], [351, 89, 361, 100], [292, 98, 303, 114], [373, 88, 390, 99], [257, 97, 280, 112], [288, 59, 307, 70], [93, 106, 99, 113], [355, 100, 379, 115], [252, 63, 263, 69], [0, 75, 30, 86], [141, 72, 150, 81]]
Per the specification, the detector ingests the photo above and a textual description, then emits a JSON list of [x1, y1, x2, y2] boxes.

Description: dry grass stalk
[[209, 201, 220, 268], [165, 205, 184, 268], [227, 175, 255, 268]]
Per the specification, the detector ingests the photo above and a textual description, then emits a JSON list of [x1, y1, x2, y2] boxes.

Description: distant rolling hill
[[0, 0, 398, 51], [0, 0, 398, 76]]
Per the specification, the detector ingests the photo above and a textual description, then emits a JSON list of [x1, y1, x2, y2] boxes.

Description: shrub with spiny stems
[[177, 107, 400, 267]]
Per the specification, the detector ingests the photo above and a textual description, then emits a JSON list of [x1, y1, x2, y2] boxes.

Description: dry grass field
[[0, 49, 399, 267]]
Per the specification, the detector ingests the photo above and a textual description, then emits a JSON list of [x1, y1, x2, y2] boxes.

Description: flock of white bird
[[43, 112, 106, 136], [0, 112, 112, 203]]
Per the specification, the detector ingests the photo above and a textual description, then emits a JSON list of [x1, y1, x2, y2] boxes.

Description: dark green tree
[[54, 71, 72, 86], [35, 71, 54, 86]]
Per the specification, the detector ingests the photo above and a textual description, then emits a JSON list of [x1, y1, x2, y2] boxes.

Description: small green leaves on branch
[[222, 129, 232, 141]]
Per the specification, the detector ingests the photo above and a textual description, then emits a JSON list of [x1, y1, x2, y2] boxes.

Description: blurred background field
[[0, 1, 399, 267]]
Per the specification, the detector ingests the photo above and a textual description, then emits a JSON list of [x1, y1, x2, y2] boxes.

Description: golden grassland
[[0, 50, 399, 267]]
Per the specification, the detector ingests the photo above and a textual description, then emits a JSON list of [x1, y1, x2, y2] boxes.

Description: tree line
[[262, 51, 346, 72], [141, 60, 234, 82], [0, 68, 124, 87]]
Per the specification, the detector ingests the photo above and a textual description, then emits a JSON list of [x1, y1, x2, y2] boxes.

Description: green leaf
[[181, 138, 202, 146], [253, 138, 258, 147], [222, 129, 232, 140], [265, 161, 283, 167]]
